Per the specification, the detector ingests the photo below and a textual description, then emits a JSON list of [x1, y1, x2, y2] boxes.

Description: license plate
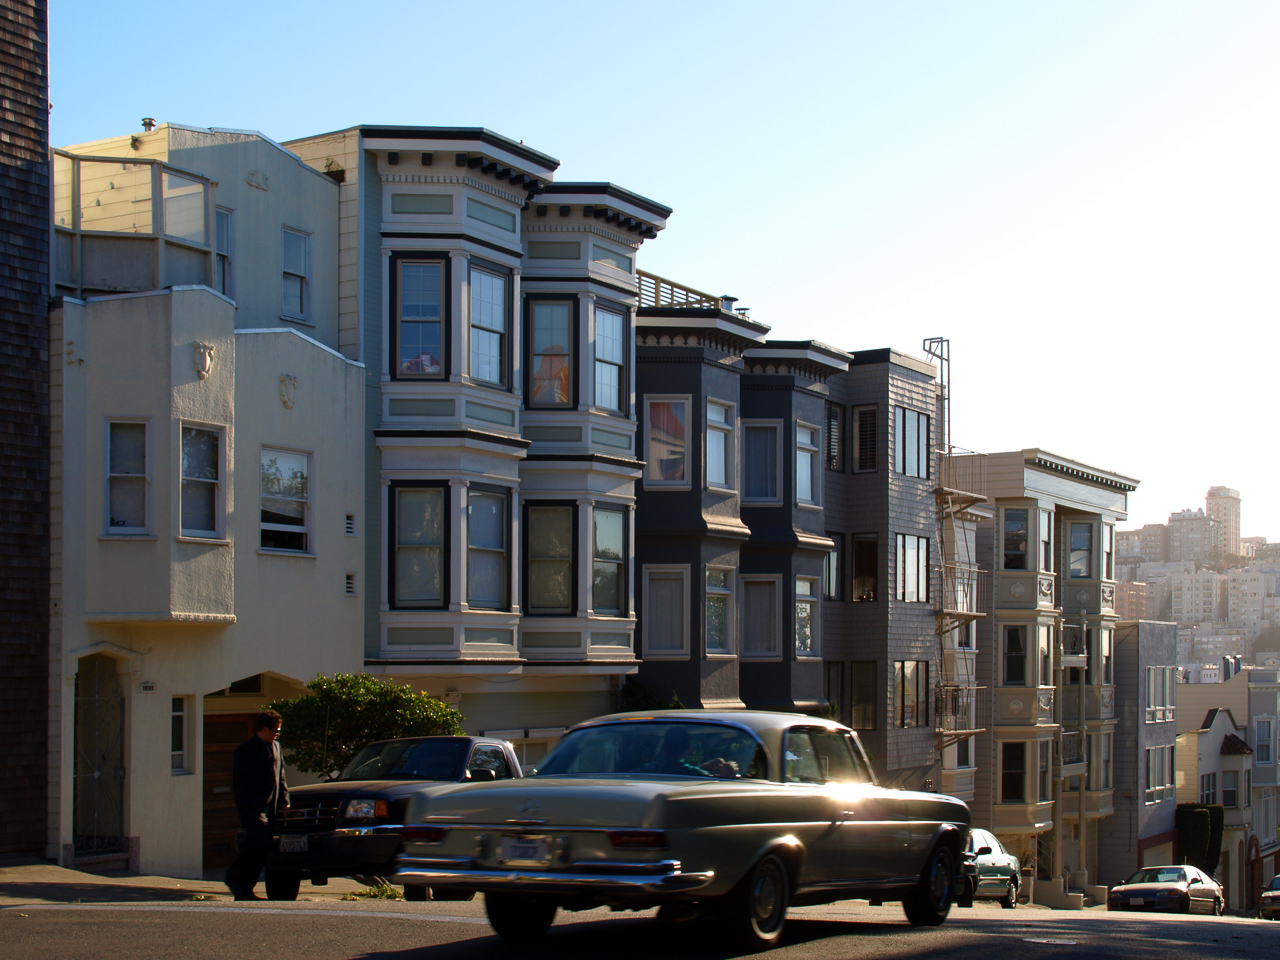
[[1129, 897, 1144, 906], [279, 835, 309, 853], [499, 835, 549, 864]]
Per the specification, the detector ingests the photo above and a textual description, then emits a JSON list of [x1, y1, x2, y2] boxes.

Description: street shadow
[[0, 880, 216, 903]]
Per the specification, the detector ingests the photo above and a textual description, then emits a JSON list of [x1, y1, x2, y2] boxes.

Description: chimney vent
[[141, 117, 156, 132], [720, 295, 738, 313]]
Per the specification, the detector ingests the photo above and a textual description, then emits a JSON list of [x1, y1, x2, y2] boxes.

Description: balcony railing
[[939, 446, 987, 507], [935, 682, 988, 744], [637, 270, 722, 310], [1060, 731, 1085, 766]]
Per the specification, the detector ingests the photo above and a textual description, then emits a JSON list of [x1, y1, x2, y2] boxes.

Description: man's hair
[[255, 709, 283, 732]]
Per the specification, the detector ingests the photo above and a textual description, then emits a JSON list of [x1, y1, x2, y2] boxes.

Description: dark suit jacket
[[232, 734, 289, 829]]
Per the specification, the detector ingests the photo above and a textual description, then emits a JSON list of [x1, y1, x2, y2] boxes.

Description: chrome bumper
[[395, 855, 715, 896]]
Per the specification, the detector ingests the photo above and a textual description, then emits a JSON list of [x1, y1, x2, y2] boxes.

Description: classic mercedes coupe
[[395, 710, 973, 947]]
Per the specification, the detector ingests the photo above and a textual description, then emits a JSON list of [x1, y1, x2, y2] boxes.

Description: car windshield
[[1124, 867, 1186, 885], [536, 721, 769, 780], [1269, 876, 1280, 891], [338, 738, 468, 781]]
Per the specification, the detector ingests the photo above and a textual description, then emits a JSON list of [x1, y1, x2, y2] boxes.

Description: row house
[[284, 126, 671, 768], [48, 124, 365, 878], [971, 449, 1137, 907]]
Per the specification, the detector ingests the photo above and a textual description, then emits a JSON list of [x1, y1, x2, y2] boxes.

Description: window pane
[[594, 509, 624, 560], [743, 425, 777, 498], [646, 573, 685, 652], [163, 173, 205, 243], [215, 209, 231, 254], [1004, 509, 1028, 569], [593, 509, 625, 614], [904, 536, 918, 602], [1002, 742, 1026, 802], [471, 270, 506, 331], [917, 413, 930, 478], [595, 308, 624, 364], [853, 535, 877, 601], [795, 599, 813, 655], [530, 561, 571, 611], [857, 407, 878, 471], [797, 448, 813, 501], [467, 551, 505, 606], [283, 230, 307, 275], [282, 273, 304, 315], [261, 450, 308, 501], [471, 328, 502, 382], [531, 305, 572, 405], [595, 361, 620, 412], [181, 427, 218, 481], [1070, 523, 1093, 578], [647, 401, 687, 482], [894, 407, 905, 473], [399, 262, 443, 376], [109, 477, 145, 528], [396, 488, 443, 605], [180, 479, 216, 533], [398, 546, 443, 603], [707, 425, 727, 486], [742, 582, 777, 654], [397, 488, 443, 546], [904, 409, 918, 476], [109, 423, 145, 474], [707, 595, 728, 652], [468, 492, 505, 549]]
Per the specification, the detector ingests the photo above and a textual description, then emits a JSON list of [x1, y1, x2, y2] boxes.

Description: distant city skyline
[[47, 1, 1280, 539]]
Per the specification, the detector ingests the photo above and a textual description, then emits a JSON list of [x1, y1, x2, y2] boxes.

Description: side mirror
[[1188, 877, 1200, 885], [976, 846, 992, 856], [467, 768, 497, 782]]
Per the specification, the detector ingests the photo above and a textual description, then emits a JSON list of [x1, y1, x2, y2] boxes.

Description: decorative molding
[[1102, 690, 1114, 709], [1010, 581, 1026, 599], [1101, 585, 1115, 606], [1009, 698, 1024, 715], [1037, 694, 1053, 712], [246, 170, 270, 192], [1038, 577, 1054, 599], [380, 173, 525, 206], [1075, 589, 1089, 604], [279, 374, 297, 409], [194, 341, 214, 380]]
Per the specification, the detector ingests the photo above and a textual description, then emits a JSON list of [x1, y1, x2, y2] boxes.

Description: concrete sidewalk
[[0, 856, 368, 906]]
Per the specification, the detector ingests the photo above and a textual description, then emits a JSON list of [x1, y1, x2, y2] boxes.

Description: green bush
[[618, 678, 685, 712], [267, 673, 464, 779]]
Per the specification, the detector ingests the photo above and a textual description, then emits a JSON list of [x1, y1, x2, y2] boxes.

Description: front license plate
[[499, 835, 549, 864], [279, 835, 309, 853], [1129, 897, 1144, 907]]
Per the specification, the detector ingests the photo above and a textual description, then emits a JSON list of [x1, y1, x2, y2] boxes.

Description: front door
[[202, 713, 256, 869], [73, 654, 126, 855]]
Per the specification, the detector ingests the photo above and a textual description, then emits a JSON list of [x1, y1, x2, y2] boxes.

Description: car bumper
[[395, 855, 715, 897], [1260, 901, 1280, 919], [267, 825, 404, 878], [1107, 899, 1184, 911]]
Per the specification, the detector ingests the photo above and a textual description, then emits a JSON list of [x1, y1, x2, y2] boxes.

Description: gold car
[[396, 710, 973, 947]]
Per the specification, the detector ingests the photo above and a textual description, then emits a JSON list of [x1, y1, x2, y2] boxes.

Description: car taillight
[[401, 825, 448, 843], [606, 830, 667, 849]]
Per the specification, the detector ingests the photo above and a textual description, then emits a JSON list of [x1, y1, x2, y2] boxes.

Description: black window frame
[[523, 294, 579, 410], [522, 499, 578, 616], [389, 252, 451, 382], [852, 533, 878, 602], [824, 402, 843, 471], [1003, 624, 1027, 686], [1001, 741, 1026, 803], [387, 479, 450, 610], [895, 659, 930, 728], [893, 406, 930, 479], [852, 404, 878, 473], [823, 531, 843, 600]]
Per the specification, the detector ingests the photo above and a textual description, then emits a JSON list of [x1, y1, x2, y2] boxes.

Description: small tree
[[267, 673, 464, 779], [618, 678, 684, 712]]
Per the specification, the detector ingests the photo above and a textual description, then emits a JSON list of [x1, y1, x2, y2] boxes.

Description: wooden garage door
[[203, 713, 255, 870]]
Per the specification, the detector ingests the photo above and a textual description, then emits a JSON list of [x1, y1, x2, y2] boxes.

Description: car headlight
[[344, 799, 388, 819]]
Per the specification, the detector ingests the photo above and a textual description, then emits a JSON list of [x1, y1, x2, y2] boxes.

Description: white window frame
[[893, 406, 930, 479], [795, 576, 819, 658], [741, 419, 783, 504], [260, 446, 311, 553], [593, 304, 626, 413], [1222, 769, 1238, 808], [705, 565, 735, 656], [179, 422, 223, 540], [795, 421, 820, 506], [895, 533, 930, 603], [739, 575, 782, 660], [104, 418, 150, 535], [215, 207, 233, 299], [1257, 720, 1273, 764], [641, 564, 690, 659], [1199, 772, 1217, 805], [705, 399, 735, 491], [171, 696, 189, 773], [643, 395, 692, 490], [466, 486, 510, 610], [1145, 666, 1176, 722], [1039, 508, 1054, 571], [468, 264, 509, 387], [1145, 744, 1175, 803], [281, 226, 310, 322]]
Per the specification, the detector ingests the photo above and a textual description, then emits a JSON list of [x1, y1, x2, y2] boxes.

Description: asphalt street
[[2, 898, 1277, 960]]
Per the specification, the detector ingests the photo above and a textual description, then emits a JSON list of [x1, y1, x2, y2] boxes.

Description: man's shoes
[[227, 882, 262, 901]]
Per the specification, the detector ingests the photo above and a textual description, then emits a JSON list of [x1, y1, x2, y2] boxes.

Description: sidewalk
[[0, 855, 366, 906]]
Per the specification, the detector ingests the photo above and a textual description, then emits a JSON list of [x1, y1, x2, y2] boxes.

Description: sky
[[49, 1, 1280, 539]]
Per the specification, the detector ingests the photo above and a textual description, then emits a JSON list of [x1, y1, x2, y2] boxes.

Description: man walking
[[225, 710, 289, 900]]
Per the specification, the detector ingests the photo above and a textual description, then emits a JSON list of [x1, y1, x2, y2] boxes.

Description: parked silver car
[[958, 827, 1020, 908], [1259, 874, 1280, 919], [1106, 865, 1224, 914]]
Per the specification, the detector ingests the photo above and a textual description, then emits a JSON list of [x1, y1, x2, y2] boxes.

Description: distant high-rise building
[[1168, 508, 1218, 564], [1206, 486, 1242, 559]]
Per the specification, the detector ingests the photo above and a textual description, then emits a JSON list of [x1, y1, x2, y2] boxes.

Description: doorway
[[202, 713, 255, 870], [73, 654, 126, 855]]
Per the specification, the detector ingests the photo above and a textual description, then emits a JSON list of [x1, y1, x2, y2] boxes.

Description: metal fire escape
[[923, 338, 989, 750]]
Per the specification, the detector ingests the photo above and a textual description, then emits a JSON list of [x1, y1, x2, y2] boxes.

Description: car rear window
[[1125, 867, 1186, 884], [783, 729, 873, 785], [536, 722, 768, 780], [340, 738, 468, 781]]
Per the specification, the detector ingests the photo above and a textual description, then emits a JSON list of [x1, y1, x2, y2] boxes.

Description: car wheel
[[1214, 896, 1224, 917], [903, 845, 956, 927], [1001, 880, 1018, 910], [431, 888, 476, 902], [403, 885, 429, 902], [720, 853, 790, 948], [485, 892, 557, 943], [264, 868, 301, 901], [1179, 894, 1191, 914]]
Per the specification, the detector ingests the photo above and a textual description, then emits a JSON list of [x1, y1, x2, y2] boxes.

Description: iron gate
[[73, 654, 126, 854]]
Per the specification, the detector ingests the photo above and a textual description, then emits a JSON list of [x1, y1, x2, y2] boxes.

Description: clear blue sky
[[50, 1, 1280, 539]]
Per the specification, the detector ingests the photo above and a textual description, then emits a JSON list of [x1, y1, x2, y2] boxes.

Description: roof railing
[[637, 270, 721, 310]]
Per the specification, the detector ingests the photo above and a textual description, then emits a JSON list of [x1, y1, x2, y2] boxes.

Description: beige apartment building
[[49, 125, 364, 878], [1170, 570, 1226, 625], [1207, 486, 1242, 560]]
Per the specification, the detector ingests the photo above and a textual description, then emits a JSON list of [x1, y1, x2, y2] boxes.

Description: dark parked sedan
[[263, 736, 522, 900], [1260, 875, 1280, 919], [1106, 865, 1224, 914]]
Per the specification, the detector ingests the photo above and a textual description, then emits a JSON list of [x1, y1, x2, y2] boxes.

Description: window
[[823, 533, 842, 600], [593, 306, 626, 413], [742, 422, 780, 501], [397, 260, 445, 378], [592, 507, 625, 615], [957, 736, 972, 768], [1101, 732, 1113, 790], [741, 578, 779, 656], [852, 534, 877, 601], [527, 505, 573, 615], [796, 423, 819, 504], [469, 265, 508, 386], [1039, 740, 1051, 801], [895, 660, 929, 727], [1003, 626, 1027, 685], [468, 744, 513, 780], [1222, 770, 1238, 808], [849, 661, 877, 729], [824, 662, 845, 724], [282, 227, 309, 320], [1103, 523, 1115, 579], [1039, 625, 1052, 686], [706, 400, 733, 488], [1145, 666, 1176, 722], [214, 207, 233, 297], [392, 193, 452, 215], [260, 448, 309, 552], [393, 485, 445, 608], [706, 567, 733, 654], [1199, 772, 1217, 805], [1258, 720, 1273, 764], [1070, 523, 1093, 578], [645, 397, 689, 487], [1001, 742, 1026, 803], [180, 425, 220, 537], [1145, 745, 1175, 803], [1100, 628, 1113, 684], [592, 244, 633, 272], [783, 729, 872, 784], [895, 533, 929, 602], [825, 403, 842, 471], [163, 172, 206, 244], [529, 301, 572, 407], [795, 578, 818, 657], [106, 420, 147, 533], [893, 407, 930, 479], [643, 566, 688, 656], [1003, 509, 1028, 570], [852, 405, 877, 472], [1039, 508, 1053, 571], [171, 697, 188, 772]]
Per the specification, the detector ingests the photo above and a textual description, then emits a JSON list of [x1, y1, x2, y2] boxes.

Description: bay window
[[592, 507, 625, 615], [527, 504, 573, 615], [467, 488, 508, 609], [392, 485, 446, 608], [396, 259, 445, 379], [594, 306, 625, 412], [528, 301, 572, 407], [469, 265, 508, 386], [180, 425, 220, 538]]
